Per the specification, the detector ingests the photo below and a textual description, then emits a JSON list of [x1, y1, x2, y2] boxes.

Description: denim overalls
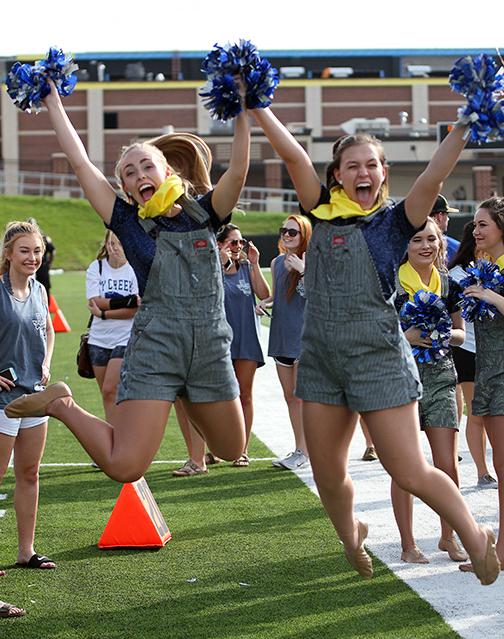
[[296, 211, 421, 412], [117, 196, 238, 404]]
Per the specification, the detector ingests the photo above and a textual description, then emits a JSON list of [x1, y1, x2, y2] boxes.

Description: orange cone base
[[98, 477, 171, 549], [52, 308, 71, 332]]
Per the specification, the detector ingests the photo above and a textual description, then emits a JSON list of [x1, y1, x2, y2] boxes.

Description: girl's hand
[[247, 241, 260, 265], [219, 244, 232, 266], [255, 299, 272, 317], [0, 375, 15, 392], [464, 285, 499, 304], [88, 299, 101, 317], [41, 79, 61, 109], [284, 253, 305, 274], [404, 326, 432, 347], [41, 364, 51, 386]]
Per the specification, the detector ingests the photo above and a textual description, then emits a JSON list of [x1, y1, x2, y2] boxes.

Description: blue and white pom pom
[[458, 259, 504, 321], [6, 47, 78, 113], [400, 290, 452, 364], [200, 40, 279, 121], [449, 54, 504, 143]]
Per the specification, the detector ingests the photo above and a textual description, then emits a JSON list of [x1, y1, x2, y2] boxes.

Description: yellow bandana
[[310, 187, 384, 220], [398, 261, 441, 301], [137, 175, 185, 219], [496, 254, 504, 271]]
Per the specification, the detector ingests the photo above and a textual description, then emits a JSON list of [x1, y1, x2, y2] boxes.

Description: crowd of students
[[2, 48, 504, 618]]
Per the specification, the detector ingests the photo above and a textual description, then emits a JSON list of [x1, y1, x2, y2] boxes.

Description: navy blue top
[[223, 263, 264, 366], [107, 192, 229, 296], [303, 186, 417, 300]]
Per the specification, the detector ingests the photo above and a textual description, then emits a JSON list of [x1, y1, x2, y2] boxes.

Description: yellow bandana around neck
[[137, 175, 185, 219], [398, 261, 441, 301], [496, 254, 504, 271], [310, 187, 384, 221]]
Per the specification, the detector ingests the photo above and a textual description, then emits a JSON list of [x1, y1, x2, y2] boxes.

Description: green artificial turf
[[0, 274, 459, 638]]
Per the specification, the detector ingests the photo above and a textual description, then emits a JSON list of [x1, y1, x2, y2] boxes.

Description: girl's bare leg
[[179, 398, 246, 462], [390, 479, 416, 552], [47, 397, 171, 483], [364, 402, 488, 560], [462, 382, 491, 479], [175, 399, 206, 468], [233, 359, 258, 454], [483, 415, 504, 562], [13, 423, 54, 566], [275, 363, 306, 452], [303, 402, 361, 549]]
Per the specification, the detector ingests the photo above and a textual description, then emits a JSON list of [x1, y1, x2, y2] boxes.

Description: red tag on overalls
[[193, 239, 208, 251], [332, 235, 346, 246]]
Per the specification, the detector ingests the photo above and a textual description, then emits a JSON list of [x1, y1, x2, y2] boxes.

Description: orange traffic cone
[[48, 294, 58, 314], [52, 308, 71, 333], [98, 477, 171, 549]]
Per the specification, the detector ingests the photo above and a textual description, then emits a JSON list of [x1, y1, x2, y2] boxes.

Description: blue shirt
[[108, 192, 229, 296], [303, 187, 417, 300], [446, 235, 460, 265]]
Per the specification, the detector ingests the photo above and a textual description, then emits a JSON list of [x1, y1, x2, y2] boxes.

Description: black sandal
[[16, 553, 56, 570]]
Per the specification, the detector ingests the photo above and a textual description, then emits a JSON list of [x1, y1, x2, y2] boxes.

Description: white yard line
[[253, 326, 503, 639]]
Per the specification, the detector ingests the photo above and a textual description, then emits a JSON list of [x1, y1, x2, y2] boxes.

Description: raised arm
[[405, 125, 467, 229], [211, 111, 250, 219], [251, 108, 320, 211], [43, 83, 116, 223]]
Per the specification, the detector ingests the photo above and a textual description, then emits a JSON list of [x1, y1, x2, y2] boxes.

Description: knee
[[14, 463, 39, 485], [105, 464, 145, 484], [101, 384, 118, 405]]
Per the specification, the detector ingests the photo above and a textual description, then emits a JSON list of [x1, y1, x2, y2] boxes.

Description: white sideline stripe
[[253, 326, 503, 639], [39, 457, 276, 468]]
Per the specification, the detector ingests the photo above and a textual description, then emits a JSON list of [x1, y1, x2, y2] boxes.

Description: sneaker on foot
[[477, 473, 498, 489], [273, 449, 308, 470], [362, 446, 378, 461]]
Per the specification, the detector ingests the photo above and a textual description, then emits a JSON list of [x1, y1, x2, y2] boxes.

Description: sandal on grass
[[204, 452, 221, 465], [0, 601, 26, 618], [172, 460, 208, 477], [15, 553, 56, 570], [232, 454, 250, 467]]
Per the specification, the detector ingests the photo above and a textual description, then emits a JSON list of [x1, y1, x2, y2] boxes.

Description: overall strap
[[178, 194, 211, 225], [440, 272, 449, 299]]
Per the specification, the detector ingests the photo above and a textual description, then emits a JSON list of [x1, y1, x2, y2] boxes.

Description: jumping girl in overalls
[[250, 105, 500, 585], [6, 81, 250, 484]]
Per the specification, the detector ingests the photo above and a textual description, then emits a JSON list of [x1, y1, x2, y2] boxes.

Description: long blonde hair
[[1, 220, 45, 274], [115, 132, 213, 202]]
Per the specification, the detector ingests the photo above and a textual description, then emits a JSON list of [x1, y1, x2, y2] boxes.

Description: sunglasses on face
[[228, 238, 247, 247], [279, 227, 300, 238]]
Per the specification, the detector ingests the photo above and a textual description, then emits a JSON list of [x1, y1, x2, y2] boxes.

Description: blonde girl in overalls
[[250, 106, 500, 585], [6, 80, 250, 484]]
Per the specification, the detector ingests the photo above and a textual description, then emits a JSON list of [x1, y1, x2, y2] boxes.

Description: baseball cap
[[429, 195, 459, 215]]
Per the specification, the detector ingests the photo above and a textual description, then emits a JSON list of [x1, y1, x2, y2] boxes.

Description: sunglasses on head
[[228, 238, 247, 247], [279, 227, 300, 237]]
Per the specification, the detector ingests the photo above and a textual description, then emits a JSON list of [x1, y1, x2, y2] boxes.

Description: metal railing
[[0, 169, 480, 216]]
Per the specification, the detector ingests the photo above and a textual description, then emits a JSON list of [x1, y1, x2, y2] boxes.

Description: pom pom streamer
[[449, 54, 504, 144], [200, 40, 279, 121], [399, 290, 452, 364], [457, 259, 504, 322], [6, 47, 78, 113]]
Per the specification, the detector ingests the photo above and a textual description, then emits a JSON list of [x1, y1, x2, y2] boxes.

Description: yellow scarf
[[310, 187, 384, 220], [398, 261, 441, 301], [496, 254, 504, 271], [137, 175, 185, 219]]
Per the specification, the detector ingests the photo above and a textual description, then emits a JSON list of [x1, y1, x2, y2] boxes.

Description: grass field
[[0, 271, 459, 638]]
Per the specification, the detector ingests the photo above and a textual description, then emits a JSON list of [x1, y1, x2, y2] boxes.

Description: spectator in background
[[429, 195, 460, 265], [27, 218, 55, 297]]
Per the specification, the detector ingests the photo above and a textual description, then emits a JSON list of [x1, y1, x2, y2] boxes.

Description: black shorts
[[452, 346, 475, 383]]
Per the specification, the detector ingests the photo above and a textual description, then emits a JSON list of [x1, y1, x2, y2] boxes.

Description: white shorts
[[0, 410, 47, 437]]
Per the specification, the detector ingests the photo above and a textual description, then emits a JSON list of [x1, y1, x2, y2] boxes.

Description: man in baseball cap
[[429, 195, 460, 264]]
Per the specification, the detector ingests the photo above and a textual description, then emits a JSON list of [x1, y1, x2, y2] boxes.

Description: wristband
[[224, 258, 233, 271], [109, 294, 138, 309], [101, 310, 107, 320]]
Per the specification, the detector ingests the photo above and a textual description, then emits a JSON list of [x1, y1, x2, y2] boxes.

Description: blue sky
[[1, 1, 503, 57]]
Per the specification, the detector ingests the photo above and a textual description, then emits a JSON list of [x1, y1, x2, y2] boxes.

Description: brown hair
[[115, 132, 213, 203], [403, 218, 447, 273], [478, 196, 504, 238], [1, 220, 45, 274], [96, 230, 113, 261], [325, 133, 389, 202], [278, 215, 313, 300]]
